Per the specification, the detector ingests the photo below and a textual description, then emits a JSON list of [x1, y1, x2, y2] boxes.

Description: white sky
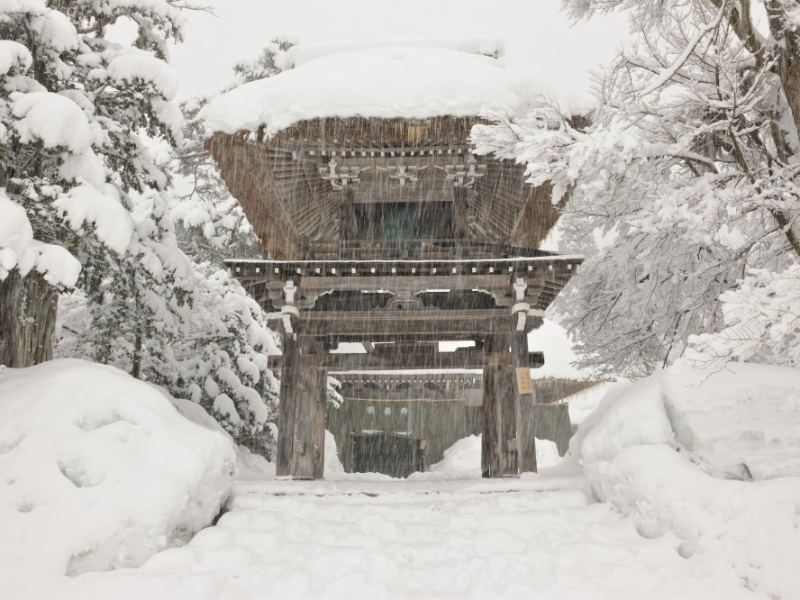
[[168, 0, 629, 99]]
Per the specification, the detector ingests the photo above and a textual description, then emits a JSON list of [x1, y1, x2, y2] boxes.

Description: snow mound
[[424, 434, 561, 479], [206, 45, 583, 137], [235, 445, 276, 480], [565, 381, 619, 426], [665, 362, 800, 480], [170, 395, 276, 481], [0, 359, 235, 591], [324, 430, 347, 479], [573, 362, 800, 599]]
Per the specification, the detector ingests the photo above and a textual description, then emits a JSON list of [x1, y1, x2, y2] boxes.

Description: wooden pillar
[[513, 331, 537, 473], [309, 365, 327, 479], [277, 334, 328, 479], [481, 336, 517, 477], [276, 331, 297, 478]]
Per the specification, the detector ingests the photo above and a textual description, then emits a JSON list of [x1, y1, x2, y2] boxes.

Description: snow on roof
[[205, 44, 588, 137], [276, 37, 504, 70]]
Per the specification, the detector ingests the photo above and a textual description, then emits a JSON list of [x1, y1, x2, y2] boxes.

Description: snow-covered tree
[[473, 0, 800, 375], [170, 95, 262, 262], [170, 38, 296, 262], [56, 241, 282, 455], [51, 40, 300, 454], [0, 2, 281, 450], [0, 0, 185, 366]]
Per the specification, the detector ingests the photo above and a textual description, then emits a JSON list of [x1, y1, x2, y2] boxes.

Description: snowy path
[[55, 471, 758, 600]]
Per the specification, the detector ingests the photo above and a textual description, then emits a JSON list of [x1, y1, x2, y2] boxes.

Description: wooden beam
[[228, 256, 582, 281], [266, 348, 544, 370], [293, 310, 514, 337]]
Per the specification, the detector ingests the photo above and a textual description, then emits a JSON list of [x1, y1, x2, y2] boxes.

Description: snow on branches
[[0, 190, 80, 286], [170, 38, 297, 260], [473, 0, 800, 374], [0, 0, 186, 278], [0, 0, 191, 367], [55, 207, 281, 455]]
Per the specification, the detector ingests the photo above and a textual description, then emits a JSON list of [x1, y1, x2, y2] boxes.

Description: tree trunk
[[776, 19, 800, 145], [0, 270, 58, 367], [758, 0, 800, 149]]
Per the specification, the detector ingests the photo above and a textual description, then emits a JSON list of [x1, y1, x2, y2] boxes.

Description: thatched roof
[[205, 44, 577, 260], [206, 116, 565, 259]]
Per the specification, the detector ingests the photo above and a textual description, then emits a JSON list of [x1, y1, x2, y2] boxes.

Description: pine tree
[[54, 40, 300, 455], [0, 0, 187, 366]]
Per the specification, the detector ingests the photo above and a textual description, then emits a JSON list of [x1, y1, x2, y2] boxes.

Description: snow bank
[[170, 395, 276, 481], [573, 362, 800, 599], [0, 359, 235, 594], [324, 430, 347, 479], [235, 446, 276, 480], [664, 363, 800, 480], [565, 381, 619, 425], [422, 434, 560, 479], [206, 45, 585, 137]]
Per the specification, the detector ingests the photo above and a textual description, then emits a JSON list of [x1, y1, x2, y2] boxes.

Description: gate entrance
[[207, 43, 584, 479]]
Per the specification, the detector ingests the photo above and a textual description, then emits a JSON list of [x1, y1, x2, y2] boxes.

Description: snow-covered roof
[[205, 43, 588, 137], [275, 37, 504, 69]]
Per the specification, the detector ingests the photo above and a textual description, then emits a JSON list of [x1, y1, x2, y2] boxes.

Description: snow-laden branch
[[637, 2, 728, 97]]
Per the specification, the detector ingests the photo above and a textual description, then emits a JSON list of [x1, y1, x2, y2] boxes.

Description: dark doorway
[[354, 201, 454, 241], [351, 432, 425, 478]]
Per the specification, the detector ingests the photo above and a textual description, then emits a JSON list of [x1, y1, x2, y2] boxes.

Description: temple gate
[[206, 44, 582, 479]]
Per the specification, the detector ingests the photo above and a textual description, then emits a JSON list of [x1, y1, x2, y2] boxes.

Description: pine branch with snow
[[0, 0, 192, 366], [170, 39, 297, 261]]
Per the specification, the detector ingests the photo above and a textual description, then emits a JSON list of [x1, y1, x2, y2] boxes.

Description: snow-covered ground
[[30, 473, 760, 600], [2, 360, 798, 599]]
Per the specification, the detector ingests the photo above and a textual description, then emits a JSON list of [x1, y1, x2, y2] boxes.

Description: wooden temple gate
[[209, 115, 581, 479]]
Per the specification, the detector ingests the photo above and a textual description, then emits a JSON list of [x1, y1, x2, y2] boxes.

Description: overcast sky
[[167, 0, 629, 99]]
